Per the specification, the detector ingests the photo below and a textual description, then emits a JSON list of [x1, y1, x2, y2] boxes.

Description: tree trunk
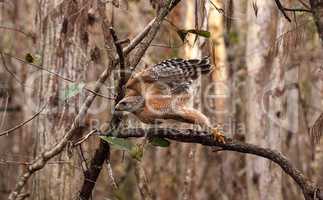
[[207, 1, 240, 200], [30, 1, 92, 199], [245, 0, 283, 200], [0, 0, 35, 198]]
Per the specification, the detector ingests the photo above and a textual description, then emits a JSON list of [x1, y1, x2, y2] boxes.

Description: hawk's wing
[[127, 57, 212, 94]]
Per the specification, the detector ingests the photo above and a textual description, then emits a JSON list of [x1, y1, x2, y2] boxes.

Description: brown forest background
[[1, 0, 323, 200]]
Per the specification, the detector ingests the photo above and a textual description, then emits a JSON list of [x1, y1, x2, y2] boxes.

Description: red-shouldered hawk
[[115, 57, 225, 143]]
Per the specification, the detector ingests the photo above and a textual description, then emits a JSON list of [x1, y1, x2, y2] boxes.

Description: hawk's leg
[[173, 108, 225, 143]]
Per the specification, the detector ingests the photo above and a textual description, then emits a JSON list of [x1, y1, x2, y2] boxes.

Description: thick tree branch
[[107, 128, 323, 200], [79, 141, 110, 200], [79, 25, 126, 200]]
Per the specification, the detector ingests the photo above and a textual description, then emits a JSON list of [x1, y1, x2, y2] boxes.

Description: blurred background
[[0, 0, 323, 199]]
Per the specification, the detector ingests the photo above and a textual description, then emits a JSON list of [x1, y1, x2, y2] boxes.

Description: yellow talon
[[212, 126, 225, 143]]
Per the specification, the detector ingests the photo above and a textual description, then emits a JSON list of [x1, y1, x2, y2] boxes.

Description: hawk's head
[[115, 96, 145, 113]]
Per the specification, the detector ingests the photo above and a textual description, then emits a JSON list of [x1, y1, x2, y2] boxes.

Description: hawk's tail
[[181, 57, 212, 79], [187, 56, 212, 73], [156, 57, 213, 81]]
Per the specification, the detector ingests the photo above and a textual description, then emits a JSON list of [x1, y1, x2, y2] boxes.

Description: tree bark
[[245, 0, 283, 200], [0, 0, 36, 198], [31, 1, 92, 199]]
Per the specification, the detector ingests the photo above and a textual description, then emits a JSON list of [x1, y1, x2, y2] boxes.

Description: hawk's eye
[[120, 102, 127, 106]]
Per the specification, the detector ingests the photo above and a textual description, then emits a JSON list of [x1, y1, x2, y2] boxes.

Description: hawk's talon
[[212, 127, 225, 144]]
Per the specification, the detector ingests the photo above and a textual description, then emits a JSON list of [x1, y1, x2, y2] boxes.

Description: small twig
[[282, 7, 312, 13], [274, 0, 292, 22], [164, 18, 181, 30], [0, 160, 71, 166], [0, 52, 25, 87], [83, 88, 115, 100], [207, 0, 243, 21], [73, 129, 98, 147], [274, 0, 312, 23], [0, 26, 34, 39], [1, 52, 114, 100], [0, 103, 47, 137], [298, 0, 311, 9], [208, 0, 224, 13], [1, 52, 74, 82], [105, 159, 118, 190], [150, 43, 183, 49]]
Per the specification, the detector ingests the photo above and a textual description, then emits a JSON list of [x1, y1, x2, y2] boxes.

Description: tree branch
[[1, 52, 114, 100], [0, 103, 47, 137], [274, 0, 312, 23], [106, 128, 323, 200], [109, 27, 126, 79], [274, 0, 292, 22], [79, 25, 126, 200], [129, 0, 181, 68], [79, 141, 110, 200]]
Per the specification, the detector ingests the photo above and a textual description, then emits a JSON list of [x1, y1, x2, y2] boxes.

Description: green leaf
[[187, 29, 211, 38], [177, 29, 211, 41], [60, 82, 85, 101], [100, 136, 134, 151], [150, 137, 170, 147], [100, 136, 143, 161]]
